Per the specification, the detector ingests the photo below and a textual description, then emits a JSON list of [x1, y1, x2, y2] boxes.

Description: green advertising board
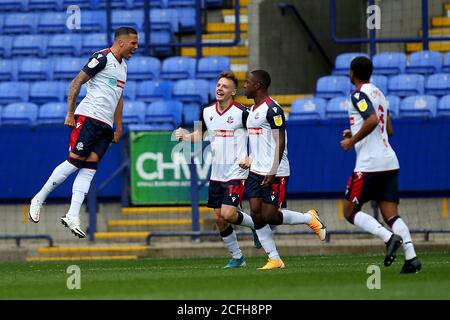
[[130, 131, 209, 205]]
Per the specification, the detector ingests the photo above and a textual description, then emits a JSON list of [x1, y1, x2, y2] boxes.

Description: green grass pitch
[[0, 252, 449, 299]]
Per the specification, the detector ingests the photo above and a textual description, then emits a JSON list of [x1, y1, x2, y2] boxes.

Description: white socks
[[66, 168, 96, 220], [354, 211, 392, 243], [34, 160, 78, 203], [222, 230, 243, 259], [256, 224, 280, 260], [391, 217, 417, 260], [281, 209, 312, 225], [236, 210, 255, 229]]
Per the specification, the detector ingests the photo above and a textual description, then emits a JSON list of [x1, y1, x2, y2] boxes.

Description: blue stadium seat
[[81, 33, 108, 55], [177, 7, 196, 32], [442, 52, 450, 73], [385, 95, 401, 118], [29, 81, 65, 104], [173, 79, 210, 105], [3, 13, 39, 34], [63, 0, 92, 9], [12, 35, 47, 58], [289, 98, 326, 121], [425, 73, 450, 96], [123, 81, 137, 100], [399, 95, 437, 118], [37, 102, 66, 124], [183, 102, 200, 126], [0, 36, 13, 58], [0, 0, 28, 11], [136, 80, 173, 103], [112, 10, 144, 31], [406, 51, 442, 75], [333, 52, 369, 75], [79, 11, 107, 33], [0, 59, 19, 81], [167, 0, 195, 7], [122, 100, 146, 124], [133, 0, 167, 8], [0, 105, 2, 126], [28, 0, 64, 11], [206, 0, 224, 8], [438, 95, 450, 117], [47, 34, 83, 57], [161, 56, 196, 80], [53, 57, 85, 80], [325, 96, 351, 119], [315, 76, 352, 99], [0, 82, 29, 104], [196, 56, 230, 79], [145, 99, 183, 129], [2, 102, 38, 126], [127, 56, 161, 80], [208, 79, 216, 101], [373, 52, 406, 75], [370, 75, 388, 94], [19, 58, 52, 81], [150, 30, 174, 56], [37, 12, 67, 33], [97, 0, 133, 9], [0, 15, 4, 34], [388, 74, 425, 97], [150, 8, 179, 33]]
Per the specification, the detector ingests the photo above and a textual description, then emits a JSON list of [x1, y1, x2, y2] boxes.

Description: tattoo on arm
[[67, 71, 91, 113]]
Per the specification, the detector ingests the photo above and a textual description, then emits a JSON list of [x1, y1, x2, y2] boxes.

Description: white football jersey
[[201, 101, 249, 182], [75, 48, 127, 127], [246, 97, 290, 177], [349, 82, 400, 172]]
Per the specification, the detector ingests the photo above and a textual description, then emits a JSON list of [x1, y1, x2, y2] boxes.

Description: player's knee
[[343, 201, 360, 224], [215, 217, 228, 230], [251, 211, 265, 229], [221, 209, 237, 223]]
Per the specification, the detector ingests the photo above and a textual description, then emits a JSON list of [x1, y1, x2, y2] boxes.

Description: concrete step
[[432, 16, 450, 27], [202, 32, 248, 43], [27, 255, 138, 262], [108, 219, 206, 227], [207, 22, 248, 33], [35, 245, 147, 256], [406, 41, 450, 52], [422, 28, 450, 36], [233, 0, 250, 6], [121, 206, 212, 215], [222, 9, 248, 24], [181, 46, 248, 57]]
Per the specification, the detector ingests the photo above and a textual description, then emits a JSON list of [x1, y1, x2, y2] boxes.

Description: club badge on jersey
[[273, 115, 283, 126]]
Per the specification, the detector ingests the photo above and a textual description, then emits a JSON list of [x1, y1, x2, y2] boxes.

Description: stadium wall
[[2, 119, 449, 201], [248, 0, 365, 94]]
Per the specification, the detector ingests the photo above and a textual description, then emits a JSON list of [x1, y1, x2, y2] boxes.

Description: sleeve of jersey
[[266, 105, 286, 130], [242, 108, 249, 129], [351, 91, 376, 119], [82, 53, 107, 77]]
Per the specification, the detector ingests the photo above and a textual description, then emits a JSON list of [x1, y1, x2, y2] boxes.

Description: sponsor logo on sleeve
[[87, 58, 100, 68], [357, 99, 368, 112], [273, 115, 283, 126]]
